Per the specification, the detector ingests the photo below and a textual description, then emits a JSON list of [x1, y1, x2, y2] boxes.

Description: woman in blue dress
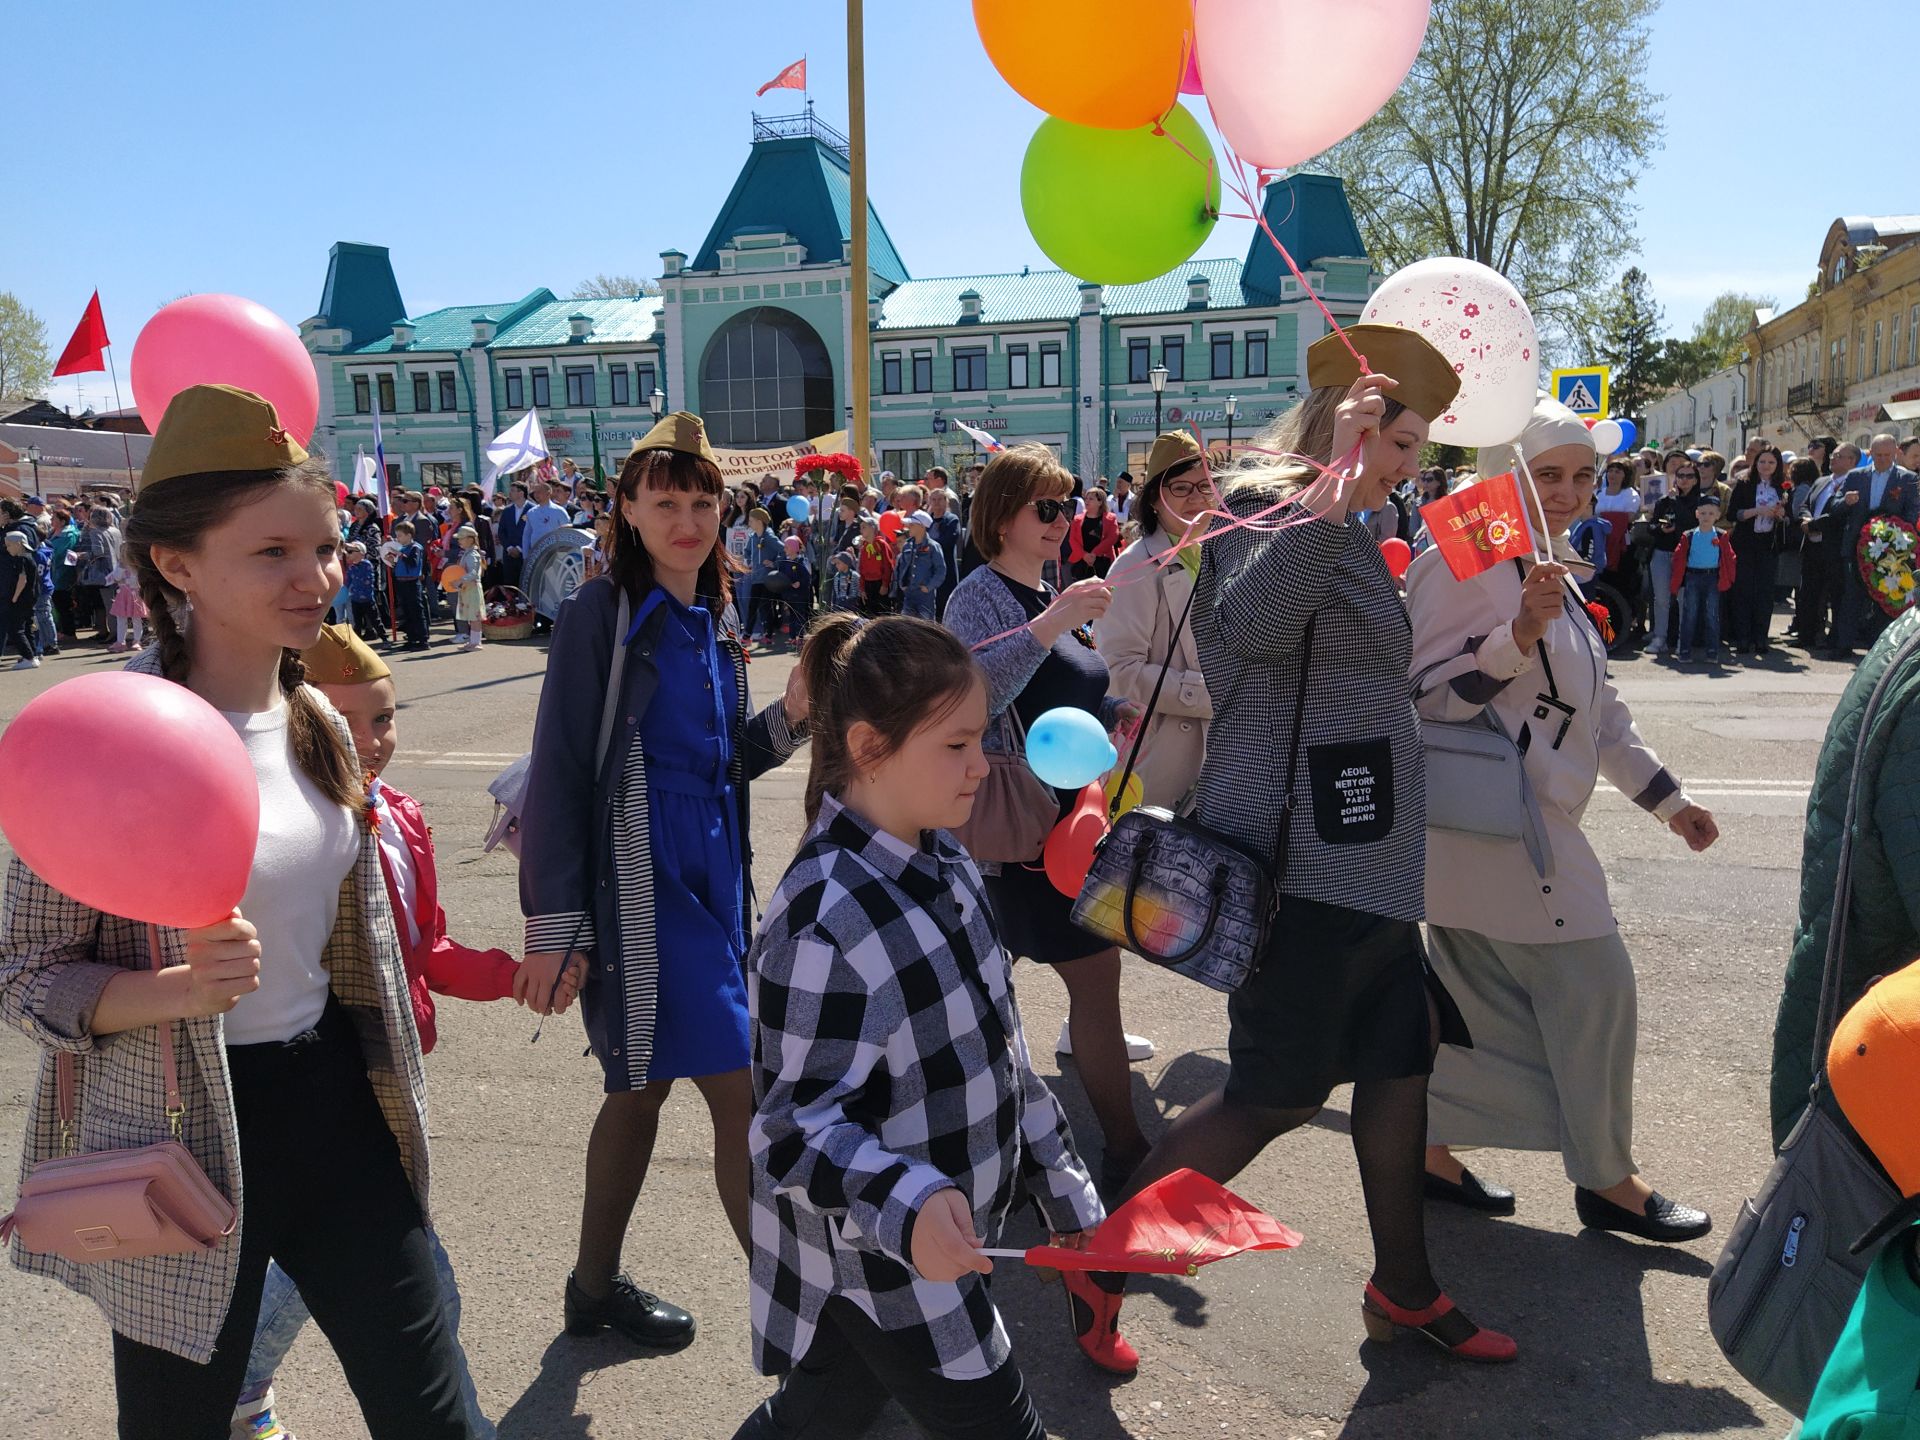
[[518, 411, 809, 1350]]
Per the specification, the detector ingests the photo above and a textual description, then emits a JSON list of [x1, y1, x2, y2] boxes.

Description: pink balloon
[[1195, 0, 1430, 169], [1179, 40, 1204, 96], [0, 673, 260, 928], [1380, 536, 1413, 580], [131, 294, 320, 445], [1043, 783, 1109, 898]]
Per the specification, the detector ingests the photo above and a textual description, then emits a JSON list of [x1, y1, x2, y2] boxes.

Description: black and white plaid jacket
[[745, 794, 1102, 1381]]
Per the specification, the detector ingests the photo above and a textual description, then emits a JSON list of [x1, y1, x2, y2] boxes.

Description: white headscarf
[[1476, 391, 1598, 481]]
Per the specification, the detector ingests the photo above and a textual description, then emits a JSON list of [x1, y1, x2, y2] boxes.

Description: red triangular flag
[[1021, 1169, 1302, 1276], [756, 58, 807, 96], [53, 291, 111, 377], [1419, 472, 1536, 581]]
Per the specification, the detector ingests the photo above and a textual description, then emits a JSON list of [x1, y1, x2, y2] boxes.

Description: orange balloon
[[974, 0, 1188, 130]]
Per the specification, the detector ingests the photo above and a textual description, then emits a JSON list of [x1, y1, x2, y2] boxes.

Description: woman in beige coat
[[1099, 430, 1218, 813], [1406, 395, 1719, 1245]]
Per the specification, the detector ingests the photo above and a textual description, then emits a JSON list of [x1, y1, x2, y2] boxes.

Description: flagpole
[[102, 345, 136, 489], [847, 1, 872, 475]]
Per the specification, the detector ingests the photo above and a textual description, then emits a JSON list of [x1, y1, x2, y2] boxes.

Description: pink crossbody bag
[[0, 923, 236, 1264]]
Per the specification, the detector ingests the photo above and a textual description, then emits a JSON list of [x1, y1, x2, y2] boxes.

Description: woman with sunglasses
[[1646, 455, 1703, 655], [1099, 431, 1218, 811], [942, 446, 1153, 1219]]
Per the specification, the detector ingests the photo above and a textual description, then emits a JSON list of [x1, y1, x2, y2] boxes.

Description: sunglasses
[[1030, 498, 1070, 523], [1677, 470, 1699, 479]]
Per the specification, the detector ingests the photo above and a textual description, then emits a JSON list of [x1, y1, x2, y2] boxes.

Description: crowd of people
[[4, 350, 1916, 1440]]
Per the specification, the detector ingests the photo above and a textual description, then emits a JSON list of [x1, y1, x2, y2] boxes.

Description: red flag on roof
[[756, 58, 807, 96], [1016, 1169, 1301, 1276], [1420, 471, 1536, 581], [53, 291, 110, 377]]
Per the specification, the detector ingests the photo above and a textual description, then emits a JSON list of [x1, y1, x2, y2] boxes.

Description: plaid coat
[[1, 650, 430, 1363], [745, 795, 1102, 1381]]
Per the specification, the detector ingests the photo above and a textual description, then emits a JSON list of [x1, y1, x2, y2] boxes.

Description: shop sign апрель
[[1118, 401, 1288, 428]]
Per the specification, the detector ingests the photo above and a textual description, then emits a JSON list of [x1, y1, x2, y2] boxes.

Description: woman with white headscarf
[[1404, 395, 1721, 1244]]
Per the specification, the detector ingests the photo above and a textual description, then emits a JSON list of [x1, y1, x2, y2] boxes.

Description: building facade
[[1642, 363, 1749, 455], [1747, 215, 1920, 451], [306, 112, 1379, 491]]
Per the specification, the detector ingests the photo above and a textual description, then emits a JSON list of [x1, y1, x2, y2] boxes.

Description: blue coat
[[893, 536, 947, 594], [518, 577, 805, 1088], [494, 501, 529, 558]]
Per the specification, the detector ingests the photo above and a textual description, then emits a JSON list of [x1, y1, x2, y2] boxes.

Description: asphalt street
[[0, 621, 1840, 1440]]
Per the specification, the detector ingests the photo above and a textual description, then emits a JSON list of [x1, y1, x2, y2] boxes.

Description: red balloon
[[334, 481, 350, 508], [1043, 783, 1109, 898], [1380, 536, 1413, 580], [131, 294, 320, 445], [878, 510, 905, 540], [0, 673, 260, 928]]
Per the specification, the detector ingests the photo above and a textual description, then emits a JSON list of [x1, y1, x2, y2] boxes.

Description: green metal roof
[[1242, 173, 1367, 304], [315, 242, 408, 347], [1106, 258, 1248, 315], [494, 296, 664, 349], [350, 303, 512, 353], [691, 136, 909, 286], [874, 257, 1258, 330]]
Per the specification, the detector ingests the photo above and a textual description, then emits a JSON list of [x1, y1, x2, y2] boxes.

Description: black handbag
[[1071, 567, 1315, 994], [1705, 624, 1920, 1417]]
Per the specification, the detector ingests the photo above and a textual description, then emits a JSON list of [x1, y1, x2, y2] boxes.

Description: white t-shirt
[[219, 703, 360, 1045]]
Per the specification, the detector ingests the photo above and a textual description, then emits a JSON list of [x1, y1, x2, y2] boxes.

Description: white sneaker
[[1648, 640, 1667, 655], [1056, 1020, 1155, 1063], [15, 657, 40, 669]]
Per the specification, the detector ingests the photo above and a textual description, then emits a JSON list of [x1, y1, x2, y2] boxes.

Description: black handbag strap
[[1272, 616, 1318, 884], [1810, 622, 1920, 1078], [1108, 559, 1203, 819]]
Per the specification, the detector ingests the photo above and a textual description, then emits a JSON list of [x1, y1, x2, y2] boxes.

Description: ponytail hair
[[798, 613, 983, 827], [126, 459, 363, 812]]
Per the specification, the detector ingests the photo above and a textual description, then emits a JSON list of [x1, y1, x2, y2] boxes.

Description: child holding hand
[[735, 614, 1112, 1440]]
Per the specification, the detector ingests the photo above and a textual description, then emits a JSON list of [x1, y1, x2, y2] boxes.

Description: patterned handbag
[[1071, 579, 1317, 994]]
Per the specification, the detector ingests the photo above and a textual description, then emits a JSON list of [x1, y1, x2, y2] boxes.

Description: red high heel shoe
[[1360, 1281, 1517, 1363], [1062, 1270, 1139, 1375]]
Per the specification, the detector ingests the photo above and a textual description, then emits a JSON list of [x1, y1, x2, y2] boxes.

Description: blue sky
[[12, 0, 1913, 414]]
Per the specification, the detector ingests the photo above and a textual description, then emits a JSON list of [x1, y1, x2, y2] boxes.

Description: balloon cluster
[[1588, 418, 1640, 456], [977, 0, 1432, 286]]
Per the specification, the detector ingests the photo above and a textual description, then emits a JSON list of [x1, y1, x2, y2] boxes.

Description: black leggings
[[731, 1296, 1045, 1440], [110, 1004, 475, 1440]]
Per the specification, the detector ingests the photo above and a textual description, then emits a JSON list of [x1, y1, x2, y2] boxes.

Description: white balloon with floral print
[[1362, 257, 1540, 447]]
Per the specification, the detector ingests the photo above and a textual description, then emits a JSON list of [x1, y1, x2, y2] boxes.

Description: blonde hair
[[1224, 386, 1406, 499]]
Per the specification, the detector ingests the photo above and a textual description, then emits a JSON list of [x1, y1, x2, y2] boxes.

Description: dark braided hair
[[125, 459, 362, 811]]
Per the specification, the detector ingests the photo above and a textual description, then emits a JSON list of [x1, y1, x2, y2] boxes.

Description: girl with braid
[[0, 385, 479, 1438]]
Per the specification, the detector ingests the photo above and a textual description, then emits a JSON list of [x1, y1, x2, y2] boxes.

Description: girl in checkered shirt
[[736, 615, 1115, 1440]]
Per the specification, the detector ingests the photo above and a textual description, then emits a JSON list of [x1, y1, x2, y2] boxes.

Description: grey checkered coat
[[745, 795, 1103, 1381], [1, 650, 429, 1363]]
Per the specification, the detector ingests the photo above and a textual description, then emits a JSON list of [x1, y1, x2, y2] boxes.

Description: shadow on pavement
[[497, 1331, 684, 1440]]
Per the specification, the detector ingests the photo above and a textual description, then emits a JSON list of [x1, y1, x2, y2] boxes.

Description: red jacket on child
[[372, 780, 519, 1053], [1668, 530, 1738, 595]]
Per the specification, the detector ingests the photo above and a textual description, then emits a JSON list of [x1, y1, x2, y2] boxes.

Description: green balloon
[[1021, 104, 1221, 286]]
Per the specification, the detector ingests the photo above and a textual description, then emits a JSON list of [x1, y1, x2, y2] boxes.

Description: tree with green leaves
[[1690, 290, 1775, 372], [0, 293, 52, 401], [1310, 0, 1664, 358], [1595, 267, 1665, 421]]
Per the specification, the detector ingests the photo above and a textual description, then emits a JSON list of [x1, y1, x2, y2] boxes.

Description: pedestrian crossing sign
[[1551, 366, 1610, 419]]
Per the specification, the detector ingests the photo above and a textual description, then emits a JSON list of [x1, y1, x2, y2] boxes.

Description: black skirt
[[984, 860, 1113, 966], [1225, 895, 1470, 1109]]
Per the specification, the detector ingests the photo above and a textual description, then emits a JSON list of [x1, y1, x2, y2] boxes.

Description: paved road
[[0, 627, 1840, 1440]]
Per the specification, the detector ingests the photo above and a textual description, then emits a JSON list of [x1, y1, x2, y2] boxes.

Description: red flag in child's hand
[[1021, 1168, 1301, 1276], [53, 291, 110, 377], [1419, 471, 1536, 581]]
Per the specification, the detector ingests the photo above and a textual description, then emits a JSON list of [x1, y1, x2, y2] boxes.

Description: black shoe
[[1574, 1187, 1712, 1243], [565, 1272, 697, 1349], [1097, 1153, 1142, 1206], [1424, 1167, 1517, 1215]]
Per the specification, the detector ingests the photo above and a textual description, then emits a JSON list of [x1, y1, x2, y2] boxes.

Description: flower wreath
[[795, 452, 864, 484], [1857, 514, 1919, 619]]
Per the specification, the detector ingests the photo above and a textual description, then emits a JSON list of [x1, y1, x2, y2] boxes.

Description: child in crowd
[[104, 553, 149, 653], [1669, 495, 1736, 664], [742, 506, 780, 641], [388, 520, 429, 651], [855, 515, 895, 616], [767, 533, 813, 644], [1, 529, 41, 668], [892, 509, 947, 620], [448, 525, 487, 652], [1568, 493, 1611, 571], [345, 542, 385, 642], [734, 614, 1108, 1440], [828, 550, 861, 612]]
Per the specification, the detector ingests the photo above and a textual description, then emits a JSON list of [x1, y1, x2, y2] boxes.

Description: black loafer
[[1423, 1167, 1517, 1215], [565, 1272, 697, 1349], [1574, 1187, 1712, 1243]]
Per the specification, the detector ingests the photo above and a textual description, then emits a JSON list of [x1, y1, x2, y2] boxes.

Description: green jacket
[[1771, 609, 1920, 1149]]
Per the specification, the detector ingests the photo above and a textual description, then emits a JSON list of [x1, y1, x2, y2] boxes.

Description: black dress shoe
[[565, 1272, 697, 1348], [1423, 1167, 1517, 1215], [1574, 1187, 1712, 1243]]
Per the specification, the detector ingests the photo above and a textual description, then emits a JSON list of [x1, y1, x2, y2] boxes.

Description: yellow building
[[1748, 215, 1920, 449]]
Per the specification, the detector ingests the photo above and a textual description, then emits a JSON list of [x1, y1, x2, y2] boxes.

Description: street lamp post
[[25, 445, 41, 491], [649, 388, 666, 421], [1224, 393, 1238, 460], [1149, 363, 1169, 434]]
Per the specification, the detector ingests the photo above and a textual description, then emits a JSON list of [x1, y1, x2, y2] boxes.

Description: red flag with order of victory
[[53, 291, 110, 377], [756, 58, 807, 96], [1420, 471, 1536, 581]]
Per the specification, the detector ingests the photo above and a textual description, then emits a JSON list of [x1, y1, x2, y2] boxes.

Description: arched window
[[698, 307, 835, 447]]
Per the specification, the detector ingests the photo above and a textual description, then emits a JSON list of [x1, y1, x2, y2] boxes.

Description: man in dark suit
[[492, 479, 531, 593], [1828, 434, 1920, 657], [1796, 442, 1859, 650]]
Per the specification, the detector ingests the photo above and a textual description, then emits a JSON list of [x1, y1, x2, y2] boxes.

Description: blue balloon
[[1025, 707, 1117, 790], [1614, 419, 1638, 453], [786, 494, 811, 525]]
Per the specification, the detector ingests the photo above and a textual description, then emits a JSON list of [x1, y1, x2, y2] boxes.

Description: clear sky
[[11, 0, 1913, 415]]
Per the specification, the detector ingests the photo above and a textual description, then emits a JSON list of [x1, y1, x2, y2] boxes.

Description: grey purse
[[1705, 625, 1920, 1418], [1420, 705, 1554, 878]]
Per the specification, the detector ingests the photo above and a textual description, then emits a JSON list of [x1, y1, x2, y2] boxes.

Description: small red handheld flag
[[1006, 1169, 1301, 1277], [756, 58, 807, 96], [1419, 471, 1536, 581], [53, 291, 110, 378]]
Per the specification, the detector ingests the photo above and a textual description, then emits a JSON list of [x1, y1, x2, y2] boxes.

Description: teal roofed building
[[305, 113, 1379, 490]]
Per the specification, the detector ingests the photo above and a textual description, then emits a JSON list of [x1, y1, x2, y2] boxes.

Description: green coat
[[1771, 608, 1920, 1149]]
